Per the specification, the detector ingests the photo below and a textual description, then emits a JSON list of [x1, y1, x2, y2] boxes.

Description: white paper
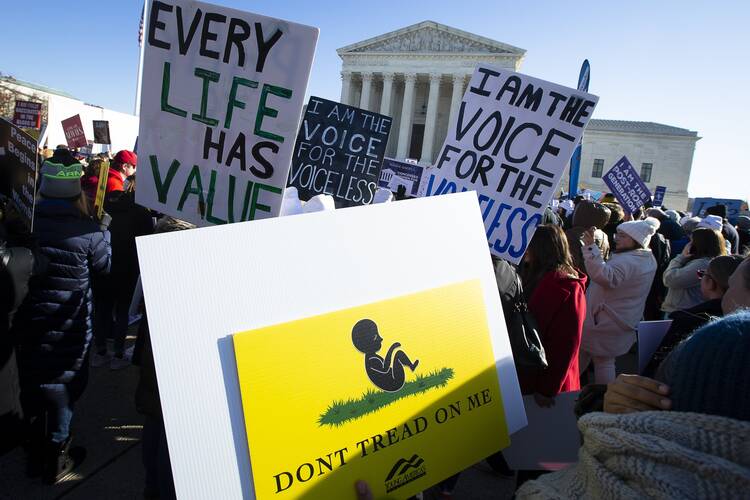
[[637, 320, 673, 374], [136, 192, 526, 499], [503, 392, 580, 471]]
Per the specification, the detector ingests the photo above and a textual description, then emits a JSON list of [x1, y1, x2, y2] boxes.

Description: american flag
[[138, 6, 144, 46]]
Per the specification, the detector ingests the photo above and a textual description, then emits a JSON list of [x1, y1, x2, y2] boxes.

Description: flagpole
[[134, 0, 148, 116]]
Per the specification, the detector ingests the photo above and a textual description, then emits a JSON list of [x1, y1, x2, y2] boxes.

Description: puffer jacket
[[565, 201, 611, 273], [13, 199, 111, 385]]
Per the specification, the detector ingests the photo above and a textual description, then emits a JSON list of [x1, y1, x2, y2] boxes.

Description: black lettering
[[296, 463, 314, 483], [386, 427, 399, 446], [469, 67, 500, 97], [316, 455, 333, 476], [274, 472, 293, 493], [546, 91, 567, 117], [436, 144, 461, 170], [176, 6, 202, 54], [473, 111, 502, 151], [468, 393, 482, 410], [456, 102, 483, 141], [527, 177, 553, 208], [559, 96, 583, 124], [225, 132, 247, 171], [250, 141, 278, 179], [481, 388, 492, 404], [517, 84, 543, 111], [255, 23, 283, 72], [148, 1, 172, 50], [371, 433, 385, 452], [203, 127, 225, 162], [472, 155, 494, 186], [505, 122, 543, 164], [224, 18, 251, 65], [496, 76, 520, 105], [455, 150, 476, 180], [496, 163, 519, 193], [510, 171, 535, 201], [530, 128, 575, 178], [200, 12, 226, 59], [573, 99, 596, 127]]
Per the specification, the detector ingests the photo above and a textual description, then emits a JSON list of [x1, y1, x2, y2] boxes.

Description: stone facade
[[338, 22, 700, 209]]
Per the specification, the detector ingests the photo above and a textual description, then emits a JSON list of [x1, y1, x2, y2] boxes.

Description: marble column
[[396, 73, 417, 159], [380, 72, 394, 116], [340, 71, 352, 105], [447, 74, 465, 130], [420, 73, 442, 164], [360, 72, 373, 111]]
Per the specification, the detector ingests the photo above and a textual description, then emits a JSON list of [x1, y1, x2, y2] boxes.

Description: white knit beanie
[[697, 215, 723, 232], [618, 217, 661, 248]]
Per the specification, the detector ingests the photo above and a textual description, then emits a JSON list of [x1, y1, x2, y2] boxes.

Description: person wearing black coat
[[643, 255, 742, 377], [737, 216, 750, 255], [91, 177, 153, 369], [11, 151, 111, 483]]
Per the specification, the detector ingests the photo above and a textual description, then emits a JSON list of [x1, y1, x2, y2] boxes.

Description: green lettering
[[150, 155, 180, 203], [161, 62, 187, 117], [177, 165, 205, 217], [254, 84, 292, 143], [205, 169, 227, 225], [192, 67, 220, 126], [248, 182, 281, 220], [224, 77, 258, 129]]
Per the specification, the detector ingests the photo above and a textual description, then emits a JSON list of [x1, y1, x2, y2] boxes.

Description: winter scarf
[[516, 411, 750, 500]]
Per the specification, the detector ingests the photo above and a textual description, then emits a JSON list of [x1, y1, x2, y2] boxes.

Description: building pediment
[[337, 21, 525, 56]]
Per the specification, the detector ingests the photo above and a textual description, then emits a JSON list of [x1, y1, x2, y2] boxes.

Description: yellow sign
[[94, 160, 110, 219], [233, 280, 509, 499]]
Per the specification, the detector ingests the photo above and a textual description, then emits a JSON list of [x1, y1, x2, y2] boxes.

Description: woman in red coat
[[518, 224, 587, 407]]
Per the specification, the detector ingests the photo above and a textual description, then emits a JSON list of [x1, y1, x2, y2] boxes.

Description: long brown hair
[[690, 228, 727, 259], [520, 225, 578, 294]]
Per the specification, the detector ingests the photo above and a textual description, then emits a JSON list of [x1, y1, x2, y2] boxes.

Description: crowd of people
[[1, 145, 749, 498]]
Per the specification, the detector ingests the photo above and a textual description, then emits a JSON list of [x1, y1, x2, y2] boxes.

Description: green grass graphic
[[318, 367, 454, 427]]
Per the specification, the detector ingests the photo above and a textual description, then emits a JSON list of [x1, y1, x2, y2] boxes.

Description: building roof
[[337, 20, 526, 56], [588, 119, 698, 137], [0, 75, 78, 100]]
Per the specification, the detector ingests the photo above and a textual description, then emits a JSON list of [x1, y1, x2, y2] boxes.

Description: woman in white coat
[[579, 218, 660, 384]]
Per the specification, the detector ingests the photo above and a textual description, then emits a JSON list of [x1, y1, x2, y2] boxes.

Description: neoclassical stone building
[[338, 21, 700, 209]]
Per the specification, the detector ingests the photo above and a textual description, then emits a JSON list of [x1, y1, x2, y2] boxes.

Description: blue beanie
[[657, 310, 750, 421]]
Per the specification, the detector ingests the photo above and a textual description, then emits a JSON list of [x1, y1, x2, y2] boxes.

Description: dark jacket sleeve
[[530, 280, 584, 397], [89, 229, 112, 276]]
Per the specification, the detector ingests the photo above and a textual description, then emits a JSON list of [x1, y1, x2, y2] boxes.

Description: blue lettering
[[509, 212, 542, 259]]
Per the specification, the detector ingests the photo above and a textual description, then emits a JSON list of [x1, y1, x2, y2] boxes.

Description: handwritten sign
[[422, 65, 598, 264], [287, 97, 391, 208], [136, 0, 318, 226], [602, 156, 652, 214]]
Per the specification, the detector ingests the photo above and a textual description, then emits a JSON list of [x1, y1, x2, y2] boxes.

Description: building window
[[641, 163, 653, 183], [591, 159, 604, 178]]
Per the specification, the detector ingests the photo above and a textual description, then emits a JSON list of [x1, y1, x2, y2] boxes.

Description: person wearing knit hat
[[11, 147, 111, 483], [578, 217, 659, 383], [664, 209, 680, 223], [705, 204, 740, 253], [698, 214, 723, 232], [105, 150, 138, 193], [736, 215, 750, 254], [680, 216, 702, 235]]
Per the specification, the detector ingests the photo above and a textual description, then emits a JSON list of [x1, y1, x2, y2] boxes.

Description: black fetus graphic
[[351, 319, 419, 392]]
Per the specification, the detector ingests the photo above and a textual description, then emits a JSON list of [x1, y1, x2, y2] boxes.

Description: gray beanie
[[39, 160, 82, 199]]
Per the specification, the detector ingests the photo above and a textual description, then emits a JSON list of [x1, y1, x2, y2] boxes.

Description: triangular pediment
[[337, 21, 525, 55]]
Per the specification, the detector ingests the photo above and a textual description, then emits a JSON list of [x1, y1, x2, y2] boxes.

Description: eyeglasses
[[697, 269, 711, 280]]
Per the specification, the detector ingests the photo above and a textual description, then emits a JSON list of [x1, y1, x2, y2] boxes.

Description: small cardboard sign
[[0, 117, 38, 230], [136, 0, 319, 226], [93, 120, 111, 144], [653, 185, 667, 207], [421, 65, 598, 264], [13, 101, 42, 129], [61, 114, 87, 149], [288, 97, 392, 208], [378, 158, 424, 198], [602, 156, 652, 214]]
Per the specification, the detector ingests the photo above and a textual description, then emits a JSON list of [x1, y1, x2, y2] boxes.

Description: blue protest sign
[[693, 197, 745, 223], [602, 156, 652, 214], [653, 186, 667, 207], [378, 158, 425, 197]]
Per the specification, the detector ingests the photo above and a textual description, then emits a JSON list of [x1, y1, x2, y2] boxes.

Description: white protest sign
[[136, 192, 526, 499], [637, 320, 673, 374], [136, 0, 318, 226], [503, 392, 580, 471], [422, 65, 598, 263]]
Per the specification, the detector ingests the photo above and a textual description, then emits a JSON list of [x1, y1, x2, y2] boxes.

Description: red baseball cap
[[114, 150, 138, 167]]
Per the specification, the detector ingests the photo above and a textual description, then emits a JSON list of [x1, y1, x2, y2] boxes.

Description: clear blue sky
[[2, 0, 748, 200]]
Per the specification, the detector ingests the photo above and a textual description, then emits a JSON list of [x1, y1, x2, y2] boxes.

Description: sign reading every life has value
[[136, 0, 319, 227]]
